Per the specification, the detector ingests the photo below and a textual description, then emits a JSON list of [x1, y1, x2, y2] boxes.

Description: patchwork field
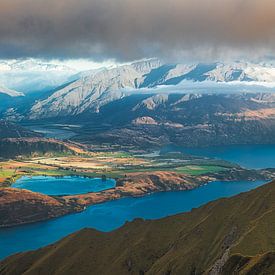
[[0, 150, 235, 186]]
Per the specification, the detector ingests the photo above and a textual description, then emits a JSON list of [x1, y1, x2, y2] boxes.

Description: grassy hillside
[[0, 138, 76, 158], [1, 181, 275, 274]]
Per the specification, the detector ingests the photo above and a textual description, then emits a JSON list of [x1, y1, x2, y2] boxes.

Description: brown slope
[[222, 252, 275, 274], [0, 172, 212, 227], [1, 181, 275, 275], [0, 188, 82, 227]]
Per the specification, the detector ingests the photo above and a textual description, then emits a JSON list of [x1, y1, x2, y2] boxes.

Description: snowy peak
[[27, 59, 275, 119], [0, 59, 77, 93], [133, 94, 169, 111], [29, 59, 162, 119], [0, 59, 75, 73], [0, 85, 24, 97]]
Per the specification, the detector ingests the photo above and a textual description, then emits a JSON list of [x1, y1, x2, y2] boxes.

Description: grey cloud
[[1, 0, 275, 61]]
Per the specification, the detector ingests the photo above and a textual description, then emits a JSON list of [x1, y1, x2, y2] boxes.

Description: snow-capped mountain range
[[28, 59, 275, 119], [1, 58, 275, 119]]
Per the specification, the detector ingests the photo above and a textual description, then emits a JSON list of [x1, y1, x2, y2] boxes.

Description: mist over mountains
[[0, 59, 76, 94]]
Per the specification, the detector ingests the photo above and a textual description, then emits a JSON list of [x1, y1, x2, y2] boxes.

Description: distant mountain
[[0, 85, 23, 97], [2, 180, 275, 274], [0, 85, 25, 114], [72, 93, 275, 148], [0, 138, 78, 158], [28, 59, 275, 119], [0, 120, 40, 139], [0, 120, 85, 158], [29, 59, 161, 119], [0, 59, 76, 94]]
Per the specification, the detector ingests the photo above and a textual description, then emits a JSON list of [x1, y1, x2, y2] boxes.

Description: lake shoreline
[[1, 168, 274, 229], [0, 179, 271, 261]]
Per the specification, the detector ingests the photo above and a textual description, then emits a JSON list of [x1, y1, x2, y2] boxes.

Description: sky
[[1, 0, 275, 66]]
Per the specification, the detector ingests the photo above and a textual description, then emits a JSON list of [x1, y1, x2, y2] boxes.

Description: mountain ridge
[[0, 85, 23, 97], [26, 59, 275, 119]]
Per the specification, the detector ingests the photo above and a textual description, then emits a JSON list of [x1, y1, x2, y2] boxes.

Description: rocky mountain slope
[[29, 59, 161, 118], [72, 93, 275, 148], [0, 85, 24, 113], [1, 180, 275, 274], [27, 59, 275, 119]]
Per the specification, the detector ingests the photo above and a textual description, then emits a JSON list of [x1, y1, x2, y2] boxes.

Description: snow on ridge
[[28, 59, 275, 119], [0, 85, 24, 97]]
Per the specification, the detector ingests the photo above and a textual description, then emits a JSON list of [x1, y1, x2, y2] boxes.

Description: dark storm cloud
[[1, 0, 275, 61]]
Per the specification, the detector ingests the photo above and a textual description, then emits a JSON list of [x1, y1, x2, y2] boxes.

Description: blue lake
[[0, 180, 267, 259], [161, 144, 275, 169], [12, 176, 116, 195], [1, 143, 274, 260]]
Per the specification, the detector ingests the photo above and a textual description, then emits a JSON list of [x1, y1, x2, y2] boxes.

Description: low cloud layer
[[1, 0, 275, 61], [124, 80, 275, 95]]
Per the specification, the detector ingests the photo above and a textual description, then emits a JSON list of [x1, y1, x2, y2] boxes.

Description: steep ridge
[[29, 59, 161, 118], [1, 180, 275, 274], [0, 85, 23, 97], [28, 59, 275, 119]]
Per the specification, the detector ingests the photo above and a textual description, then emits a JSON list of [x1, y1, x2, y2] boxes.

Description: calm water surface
[[1, 144, 274, 260], [161, 144, 275, 169], [12, 176, 116, 195], [0, 180, 266, 259]]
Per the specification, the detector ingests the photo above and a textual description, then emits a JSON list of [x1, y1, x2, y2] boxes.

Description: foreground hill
[[1, 180, 275, 274], [0, 188, 81, 227]]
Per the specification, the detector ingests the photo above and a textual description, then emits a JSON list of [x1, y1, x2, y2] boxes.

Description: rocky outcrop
[[132, 116, 158, 125]]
